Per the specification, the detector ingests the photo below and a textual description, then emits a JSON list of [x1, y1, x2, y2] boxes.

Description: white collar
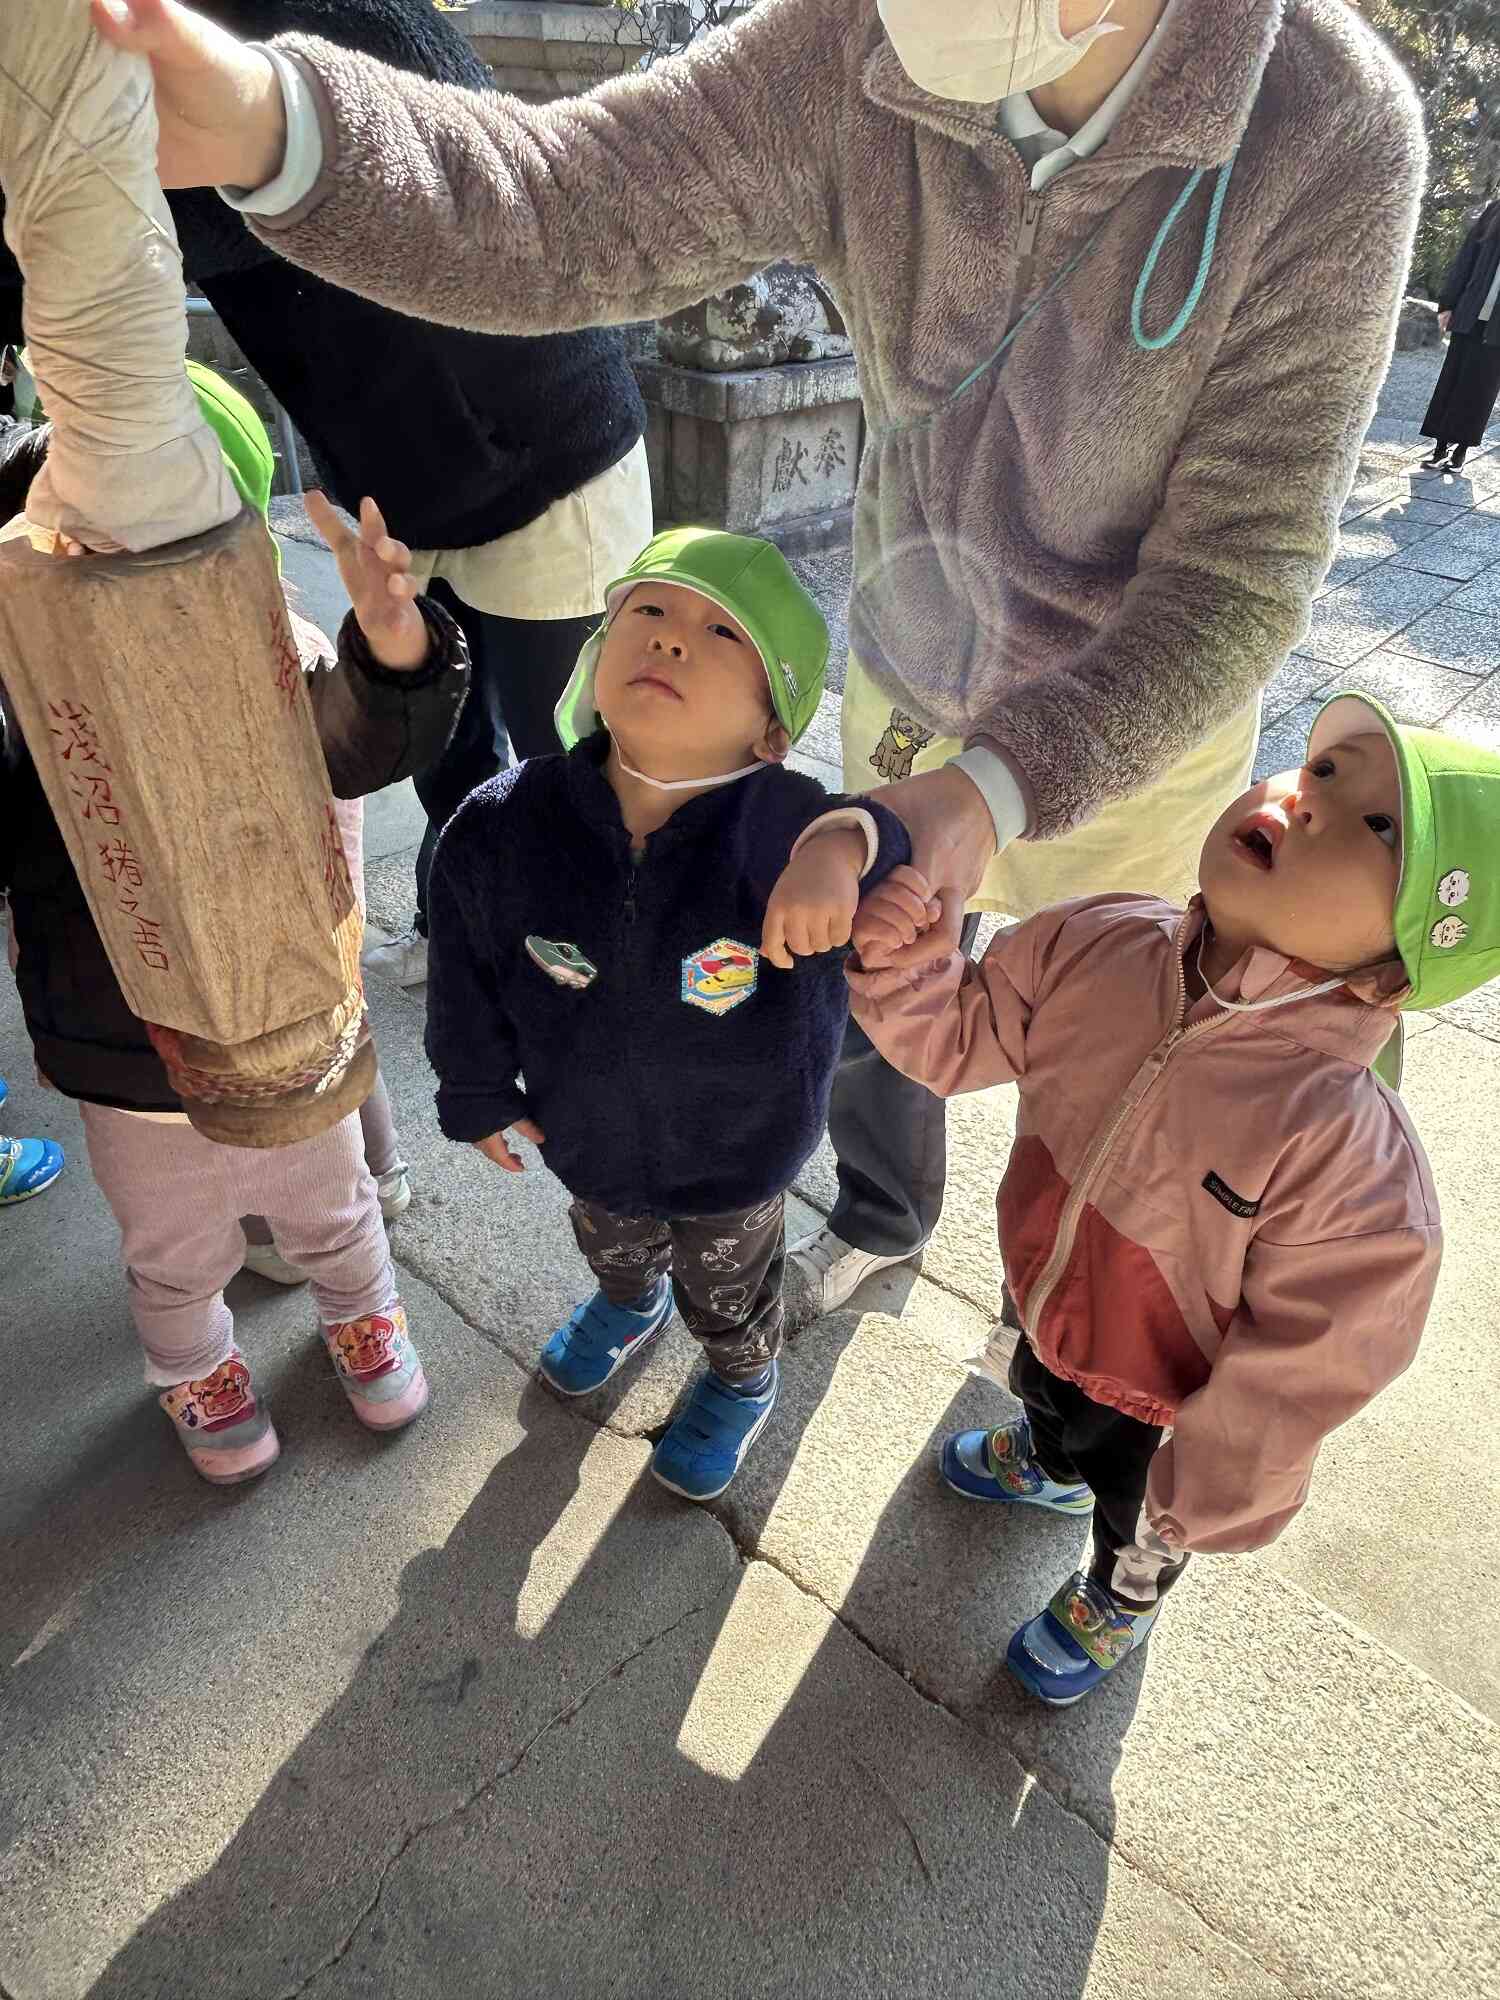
[[998, 0, 1180, 187]]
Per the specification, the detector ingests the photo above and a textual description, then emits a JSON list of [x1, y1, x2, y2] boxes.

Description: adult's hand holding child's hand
[[306, 492, 430, 672], [473, 1121, 546, 1174], [761, 828, 865, 969], [851, 865, 942, 968], [874, 767, 996, 966]]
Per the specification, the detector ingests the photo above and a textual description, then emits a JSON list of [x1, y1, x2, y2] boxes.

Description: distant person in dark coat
[[1422, 201, 1500, 473]]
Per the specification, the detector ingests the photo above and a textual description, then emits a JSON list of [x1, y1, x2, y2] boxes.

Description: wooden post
[[0, 509, 373, 1144]]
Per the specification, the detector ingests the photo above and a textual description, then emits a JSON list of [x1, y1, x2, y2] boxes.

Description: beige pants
[[408, 439, 653, 621], [840, 654, 1260, 917]]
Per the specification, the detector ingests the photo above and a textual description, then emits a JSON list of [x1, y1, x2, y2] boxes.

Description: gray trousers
[[827, 913, 982, 1257]]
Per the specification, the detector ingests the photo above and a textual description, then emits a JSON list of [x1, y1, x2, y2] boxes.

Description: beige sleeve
[[249, 0, 844, 337], [0, 0, 238, 551], [1146, 1224, 1441, 1556]]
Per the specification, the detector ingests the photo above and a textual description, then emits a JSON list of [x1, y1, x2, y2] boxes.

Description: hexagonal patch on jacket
[[681, 937, 758, 1016]]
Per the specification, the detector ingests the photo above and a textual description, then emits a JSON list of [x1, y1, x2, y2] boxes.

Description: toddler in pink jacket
[[848, 693, 1500, 1705]]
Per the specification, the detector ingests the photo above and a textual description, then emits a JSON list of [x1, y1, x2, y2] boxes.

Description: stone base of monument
[[633, 355, 862, 557], [448, 1, 653, 100]]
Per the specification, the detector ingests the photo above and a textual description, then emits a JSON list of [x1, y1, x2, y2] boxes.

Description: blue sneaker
[[1007, 1571, 1161, 1707], [651, 1361, 779, 1501], [0, 1132, 64, 1205], [940, 1417, 1095, 1513], [539, 1277, 674, 1397]]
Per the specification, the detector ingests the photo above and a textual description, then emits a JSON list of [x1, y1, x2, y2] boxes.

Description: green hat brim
[[555, 531, 827, 752]]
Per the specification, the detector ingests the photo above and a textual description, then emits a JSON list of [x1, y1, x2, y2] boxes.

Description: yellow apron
[[841, 655, 1261, 919]]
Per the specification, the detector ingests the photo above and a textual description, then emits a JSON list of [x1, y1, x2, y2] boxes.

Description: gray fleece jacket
[[250, 0, 1424, 840]]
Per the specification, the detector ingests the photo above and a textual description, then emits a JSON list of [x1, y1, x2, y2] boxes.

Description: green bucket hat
[[1307, 692, 1500, 1013], [555, 527, 829, 751], [185, 360, 275, 520]]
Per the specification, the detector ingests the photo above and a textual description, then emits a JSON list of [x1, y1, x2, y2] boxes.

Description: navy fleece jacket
[[425, 734, 911, 1217]]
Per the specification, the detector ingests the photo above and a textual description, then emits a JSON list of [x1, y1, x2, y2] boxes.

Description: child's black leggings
[[1009, 1337, 1190, 1610]]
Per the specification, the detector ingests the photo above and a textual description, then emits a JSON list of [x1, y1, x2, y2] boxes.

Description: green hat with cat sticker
[[555, 527, 829, 750], [1308, 693, 1500, 1012]]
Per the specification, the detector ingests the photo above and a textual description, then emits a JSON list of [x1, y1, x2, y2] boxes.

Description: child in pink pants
[[0, 390, 467, 1481]]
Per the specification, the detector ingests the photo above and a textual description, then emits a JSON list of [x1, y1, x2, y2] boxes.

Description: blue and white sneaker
[[1007, 1571, 1161, 1707], [940, 1417, 1095, 1514], [0, 1131, 64, 1206], [651, 1360, 779, 1502], [539, 1277, 674, 1397]]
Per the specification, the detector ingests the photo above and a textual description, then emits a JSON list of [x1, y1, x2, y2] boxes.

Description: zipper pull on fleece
[[1015, 192, 1043, 298]]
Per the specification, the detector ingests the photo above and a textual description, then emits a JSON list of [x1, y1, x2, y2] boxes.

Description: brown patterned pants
[[568, 1192, 785, 1385]]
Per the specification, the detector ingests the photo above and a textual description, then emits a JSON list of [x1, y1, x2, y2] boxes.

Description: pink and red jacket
[[848, 895, 1441, 1557]]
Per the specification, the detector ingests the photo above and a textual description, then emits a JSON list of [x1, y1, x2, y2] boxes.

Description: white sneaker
[[362, 926, 429, 988], [787, 1225, 916, 1320], [242, 1240, 308, 1286], [377, 1163, 412, 1220]]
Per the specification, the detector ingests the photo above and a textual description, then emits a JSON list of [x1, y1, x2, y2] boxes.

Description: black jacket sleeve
[[0, 421, 53, 897], [1440, 221, 1484, 314], [305, 595, 468, 799], [424, 786, 530, 1142]]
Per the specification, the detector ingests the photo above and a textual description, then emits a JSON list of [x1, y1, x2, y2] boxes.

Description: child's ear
[[756, 721, 792, 767]]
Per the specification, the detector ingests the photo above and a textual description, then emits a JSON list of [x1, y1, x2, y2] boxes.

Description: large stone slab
[[1253, 699, 1324, 782], [1392, 523, 1500, 581], [1300, 567, 1460, 671], [1261, 654, 1336, 720], [1299, 647, 1480, 725], [1390, 602, 1500, 678], [1260, 1022, 1500, 1715], [1, 1130, 737, 1995], [302, 1563, 1286, 2000], [1444, 566, 1500, 615], [703, 1269, 1499, 1999]]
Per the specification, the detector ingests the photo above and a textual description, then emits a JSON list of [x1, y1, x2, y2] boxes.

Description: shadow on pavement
[[76, 1302, 1134, 1999]]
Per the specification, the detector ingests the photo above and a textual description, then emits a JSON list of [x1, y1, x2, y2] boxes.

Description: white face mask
[[876, 0, 1120, 104]]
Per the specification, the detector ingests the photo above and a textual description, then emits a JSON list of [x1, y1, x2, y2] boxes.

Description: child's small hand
[[306, 490, 429, 672], [761, 828, 866, 969], [472, 1120, 546, 1173], [851, 864, 942, 968]]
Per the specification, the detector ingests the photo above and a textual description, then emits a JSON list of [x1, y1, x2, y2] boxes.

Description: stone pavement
[[4, 354, 1499, 1999]]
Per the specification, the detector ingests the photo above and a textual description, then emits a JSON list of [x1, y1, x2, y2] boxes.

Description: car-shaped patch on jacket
[[525, 936, 599, 989]]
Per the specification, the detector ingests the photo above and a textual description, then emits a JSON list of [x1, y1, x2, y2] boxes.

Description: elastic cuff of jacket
[[950, 743, 1033, 847], [787, 807, 880, 878], [340, 598, 470, 691], [219, 46, 325, 217]]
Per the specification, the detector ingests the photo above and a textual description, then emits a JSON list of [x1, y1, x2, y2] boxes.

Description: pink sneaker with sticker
[[321, 1302, 429, 1431], [159, 1349, 280, 1485]]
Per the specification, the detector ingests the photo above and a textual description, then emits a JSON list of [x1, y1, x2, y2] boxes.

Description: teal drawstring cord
[[870, 152, 1240, 441], [1131, 153, 1237, 352]]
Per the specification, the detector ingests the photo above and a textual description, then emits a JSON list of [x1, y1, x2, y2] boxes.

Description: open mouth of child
[[1231, 808, 1287, 872]]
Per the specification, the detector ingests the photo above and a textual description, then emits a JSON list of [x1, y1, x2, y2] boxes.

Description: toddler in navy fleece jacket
[[426, 530, 911, 1500]]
